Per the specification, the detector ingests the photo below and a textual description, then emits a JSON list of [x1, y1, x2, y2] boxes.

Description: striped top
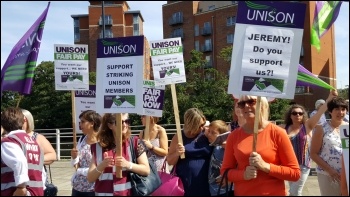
[[286, 124, 311, 168]]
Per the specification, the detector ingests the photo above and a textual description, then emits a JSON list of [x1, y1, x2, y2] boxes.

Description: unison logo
[[245, 1, 295, 26]]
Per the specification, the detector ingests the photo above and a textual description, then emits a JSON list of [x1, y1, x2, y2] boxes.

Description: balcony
[[201, 27, 212, 36], [169, 16, 183, 26], [99, 18, 113, 26], [171, 32, 184, 39], [99, 32, 113, 38], [201, 44, 212, 52]]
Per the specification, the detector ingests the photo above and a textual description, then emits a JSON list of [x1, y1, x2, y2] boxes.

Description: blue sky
[[1, 1, 349, 89]]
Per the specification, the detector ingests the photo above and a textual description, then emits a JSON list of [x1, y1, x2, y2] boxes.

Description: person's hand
[[13, 187, 27, 196], [326, 89, 338, 102], [244, 166, 257, 180], [176, 143, 185, 156], [99, 152, 115, 170], [142, 140, 153, 150], [221, 141, 227, 149], [327, 168, 341, 183], [71, 148, 78, 159], [249, 152, 270, 172], [115, 156, 130, 168]]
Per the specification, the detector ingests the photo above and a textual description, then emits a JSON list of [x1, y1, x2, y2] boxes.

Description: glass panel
[[194, 24, 199, 36]]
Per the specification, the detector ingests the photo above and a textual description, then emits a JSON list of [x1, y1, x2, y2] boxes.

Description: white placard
[[74, 85, 96, 133], [149, 37, 186, 86], [54, 44, 89, 90], [95, 36, 144, 114]]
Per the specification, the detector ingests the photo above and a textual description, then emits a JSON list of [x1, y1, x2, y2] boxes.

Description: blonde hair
[[183, 108, 206, 136], [21, 109, 35, 131], [209, 120, 228, 134], [238, 95, 269, 123]]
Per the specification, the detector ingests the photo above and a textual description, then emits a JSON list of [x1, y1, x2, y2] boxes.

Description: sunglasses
[[122, 119, 131, 125], [291, 112, 304, 116], [237, 99, 257, 109]]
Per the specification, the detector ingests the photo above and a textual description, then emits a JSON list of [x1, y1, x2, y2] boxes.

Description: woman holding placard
[[70, 110, 101, 196], [139, 115, 168, 171], [221, 95, 300, 196], [87, 113, 150, 196], [167, 108, 213, 196]]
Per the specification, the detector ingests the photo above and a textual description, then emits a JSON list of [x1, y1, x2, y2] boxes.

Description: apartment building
[[162, 1, 337, 111], [71, 1, 151, 79]]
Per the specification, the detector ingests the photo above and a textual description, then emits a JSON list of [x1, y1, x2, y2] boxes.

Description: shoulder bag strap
[[44, 165, 53, 184]]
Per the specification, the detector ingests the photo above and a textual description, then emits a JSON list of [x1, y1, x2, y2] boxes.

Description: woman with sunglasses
[[87, 113, 150, 196], [167, 108, 213, 196], [221, 95, 300, 196], [280, 90, 337, 196], [138, 115, 168, 171], [70, 110, 101, 196], [310, 96, 348, 196]]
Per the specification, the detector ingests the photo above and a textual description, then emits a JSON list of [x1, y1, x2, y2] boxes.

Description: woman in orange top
[[220, 95, 300, 196]]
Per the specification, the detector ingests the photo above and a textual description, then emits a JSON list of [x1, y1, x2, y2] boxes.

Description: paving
[[49, 161, 321, 196]]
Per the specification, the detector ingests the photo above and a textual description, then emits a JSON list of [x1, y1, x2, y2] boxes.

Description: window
[[194, 24, 199, 36], [300, 45, 304, 57], [195, 40, 199, 51], [231, 1, 238, 4], [205, 39, 212, 48], [227, 34, 234, 43], [227, 16, 236, 26], [204, 22, 211, 29], [208, 5, 215, 10], [73, 18, 80, 42], [172, 12, 183, 23], [172, 28, 183, 38], [133, 14, 140, 36]]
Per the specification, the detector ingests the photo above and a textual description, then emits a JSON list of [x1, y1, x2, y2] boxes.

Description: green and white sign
[[54, 44, 89, 90], [340, 124, 349, 193]]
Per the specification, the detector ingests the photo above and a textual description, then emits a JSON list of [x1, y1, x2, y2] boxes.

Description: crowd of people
[[1, 89, 348, 196]]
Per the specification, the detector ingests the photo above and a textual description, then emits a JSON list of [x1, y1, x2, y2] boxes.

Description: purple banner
[[1, 2, 50, 95], [143, 88, 165, 110], [237, 1, 306, 29], [75, 85, 96, 98], [97, 36, 145, 58]]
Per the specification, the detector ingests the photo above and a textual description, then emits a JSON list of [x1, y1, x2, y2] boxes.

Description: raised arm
[[305, 89, 338, 133]]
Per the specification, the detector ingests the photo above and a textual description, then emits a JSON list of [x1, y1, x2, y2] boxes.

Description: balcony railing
[[99, 18, 113, 26], [201, 27, 212, 36], [169, 16, 183, 26], [171, 32, 184, 39], [99, 32, 113, 38], [201, 44, 212, 52]]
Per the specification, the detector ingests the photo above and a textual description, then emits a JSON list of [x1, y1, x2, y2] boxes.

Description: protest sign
[[149, 38, 186, 86], [54, 44, 89, 90], [228, 1, 306, 99], [142, 80, 165, 117], [96, 36, 144, 114], [74, 85, 96, 133]]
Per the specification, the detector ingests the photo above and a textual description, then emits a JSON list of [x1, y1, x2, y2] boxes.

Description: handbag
[[44, 165, 58, 196], [151, 161, 184, 196], [217, 168, 234, 196], [129, 136, 162, 196]]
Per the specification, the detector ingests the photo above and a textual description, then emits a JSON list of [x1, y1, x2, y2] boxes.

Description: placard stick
[[143, 116, 150, 140], [16, 95, 24, 107], [115, 113, 123, 178], [171, 84, 185, 159], [252, 96, 261, 152], [71, 91, 77, 149]]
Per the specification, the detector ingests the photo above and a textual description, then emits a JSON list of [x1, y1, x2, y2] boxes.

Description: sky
[[1, 1, 349, 89]]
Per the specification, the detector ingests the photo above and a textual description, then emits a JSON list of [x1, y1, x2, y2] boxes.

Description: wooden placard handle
[[115, 113, 122, 178], [171, 84, 185, 159], [252, 96, 261, 152]]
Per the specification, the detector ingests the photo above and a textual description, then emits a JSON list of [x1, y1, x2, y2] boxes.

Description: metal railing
[[37, 121, 289, 160]]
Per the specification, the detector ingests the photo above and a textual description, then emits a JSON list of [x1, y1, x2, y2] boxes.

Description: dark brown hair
[[79, 110, 102, 131], [97, 113, 131, 150], [1, 107, 25, 132], [283, 104, 308, 126]]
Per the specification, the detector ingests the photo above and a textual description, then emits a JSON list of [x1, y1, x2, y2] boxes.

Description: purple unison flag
[[1, 2, 50, 95]]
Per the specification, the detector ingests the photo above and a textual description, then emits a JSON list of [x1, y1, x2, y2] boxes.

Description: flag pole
[[16, 95, 24, 107]]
